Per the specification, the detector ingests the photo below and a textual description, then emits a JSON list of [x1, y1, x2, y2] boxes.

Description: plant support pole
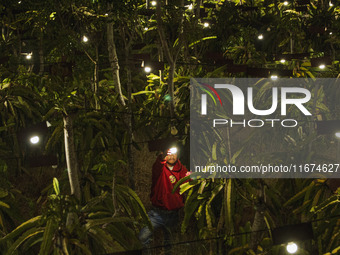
[[107, 3, 126, 107], [63, 114, 81, 201]]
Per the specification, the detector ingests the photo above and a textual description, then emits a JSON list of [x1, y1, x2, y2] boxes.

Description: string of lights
[[0, 106, 338, 162], [136, 213, 340, 253], [0, 133, 188, 162], [3, 56, 336, 75], [80, 107, 188, 120]]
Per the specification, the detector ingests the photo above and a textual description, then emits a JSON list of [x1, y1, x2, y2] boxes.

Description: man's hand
[[159, 149, 170, 161], [163, 150, 171, 161], [159, 151, 167, 161]]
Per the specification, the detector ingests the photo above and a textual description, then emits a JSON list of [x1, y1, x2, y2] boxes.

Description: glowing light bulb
[[203, 22, 210, 28], [319, 64, 326, 69], [271, 75, 278, 80], [330, 32, 333, 35], [26, 53, 32, 60], [329, 1, 333, 7], [82, 35, 88, 43], [30, 136, 40, 144], [151, 1, 157, 6], [335, 132, 340, 138], [144, 27, 148, 31], [286, 242, 298, 254], [169, 147, 178, 155], [280, 59, 286, 63], [187, 4, 193, 10], [258, 34, 263, 40], [283, 1, 289, 6], [144, 66, 151, 73]]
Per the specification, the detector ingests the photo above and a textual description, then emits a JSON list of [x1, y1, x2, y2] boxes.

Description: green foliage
[[1, 0, 340, 254], [0, 177, 148, 254]]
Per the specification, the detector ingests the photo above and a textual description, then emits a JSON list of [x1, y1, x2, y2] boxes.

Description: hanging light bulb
[[26, 53, 32, 60], [280, 59, 286, 63], [144, 66, 152, 73], [329, 1, 333, 7], [203, 22, 210, 28], [286, 242, 298, 254], [258, 34, 263, 40], [335, 132, 340, 138], [319, 64, 326, 69], [283, 1, 289, 6], [270, 75, 278, 80], [151, 1, 157, 6], [30, 136, 40, 144], [187, 4, 193, 10], [82, 35, 89, 43]]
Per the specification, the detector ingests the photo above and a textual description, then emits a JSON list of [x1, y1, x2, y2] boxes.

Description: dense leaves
[[0, 0, 340, 254]]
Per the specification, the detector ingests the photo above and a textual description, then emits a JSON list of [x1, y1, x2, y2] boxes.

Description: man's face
[[166, 147, 178, 166], [166, 153, 178, 165]]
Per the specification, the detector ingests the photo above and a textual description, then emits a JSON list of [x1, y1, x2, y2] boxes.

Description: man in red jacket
[[139, 147, 188, 254]]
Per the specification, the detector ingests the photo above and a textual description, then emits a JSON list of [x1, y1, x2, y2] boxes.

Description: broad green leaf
[[81, 192, 108, 212], [0, 214, 4, 230], [331, 245, 340, 254], [182, 198, 201, 233], [88, 227, 117, 253], [68, 239, 92, 255], [115, 184, 151, 230], [0, 201, 10, 209], [205, 205, 213, 229], [226, 179, 232, 229], [53, 178, 60, 196], [1, 216, 42, 242], [207, 184, 224, 206], [85, 217, 132, 230], [284, 182, 315, 206], [189, 36, 217, 48], [311, 189, 323, 207], [212, 142, 217, 161], [292, 200, 311, 214], [230, 147, 243, 164], [310, 195, 339, 213], [5, 227, 44, 255], [227, 245, 248, 254], [198, 179, 207, 194], [38, 219, 58, 255], [131, 91, 155, 97], [172, 175, 193, 194], [49, 12, 56, 19], [0, 189, 8, 198], [178, 182, 196, 195]]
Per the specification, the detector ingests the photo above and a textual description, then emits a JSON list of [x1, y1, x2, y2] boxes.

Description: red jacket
[[150, 155, 188, 210]]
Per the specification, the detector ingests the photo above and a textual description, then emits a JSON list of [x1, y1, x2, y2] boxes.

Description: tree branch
[[156, 1, 173, 65]]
